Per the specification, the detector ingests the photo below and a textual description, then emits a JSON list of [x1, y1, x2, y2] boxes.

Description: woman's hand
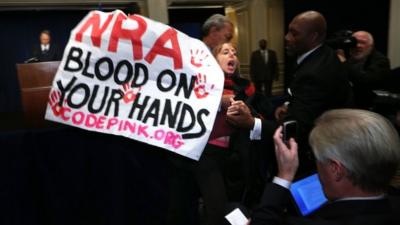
[[221, 94, 235, 110], [227, 99, 255, 129]]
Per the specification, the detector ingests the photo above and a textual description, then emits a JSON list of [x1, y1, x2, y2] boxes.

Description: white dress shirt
[[41, 44, 50, 52], [250, 44, 323, 140]]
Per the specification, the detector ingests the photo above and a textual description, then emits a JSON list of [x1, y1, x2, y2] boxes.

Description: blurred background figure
[[31, 29, 61, 62], [250, 39, 278, 97], [337, 30, 391, 109]]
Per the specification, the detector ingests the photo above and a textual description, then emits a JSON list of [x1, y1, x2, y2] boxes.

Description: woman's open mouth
[[227, 60, 236, 70]]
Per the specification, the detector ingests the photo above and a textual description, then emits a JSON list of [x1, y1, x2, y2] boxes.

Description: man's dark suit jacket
[[250, 49, 278, 82], [261, 45, 352, 174], [345, 49, 390, 109], [251, 183, 400, 225], [32, 43, 62, 62]]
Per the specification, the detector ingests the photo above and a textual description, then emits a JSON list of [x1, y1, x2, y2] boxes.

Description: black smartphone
[[282, 120, 298, 144]]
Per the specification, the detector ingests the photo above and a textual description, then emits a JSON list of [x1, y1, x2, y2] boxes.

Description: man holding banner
[[45, 9, 227, 225], [46, 10, 224, 159]]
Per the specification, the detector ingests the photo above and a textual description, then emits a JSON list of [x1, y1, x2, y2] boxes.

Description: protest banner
[[45, 10, 224, 160]]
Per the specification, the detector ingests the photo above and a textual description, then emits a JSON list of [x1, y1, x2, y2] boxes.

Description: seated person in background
[[337, 31, 391, 109], [251, 109, 400, 225], [32, 30, 62, 62]]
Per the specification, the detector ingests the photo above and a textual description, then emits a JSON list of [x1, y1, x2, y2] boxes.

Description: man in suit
[[250, 39, 278, 97], [167, 14, 234, 225], [201, 14, 233, 51], [32, 30, 62, 62], [227, 11, 352, 176], [337, 31, 390, 109], [251, 109, 400, 225]]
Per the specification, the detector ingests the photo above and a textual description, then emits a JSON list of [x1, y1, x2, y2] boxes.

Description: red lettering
[[118, 120, 124, 131], [96, 116, 106, 129], [137, 124, 149, 137], [153, 129, 184, 149], [108, 14, 147, 60], [60, 108, 71, 121], [72, 112, 85, 125], [165, 132, 184, 149], [172, 139, 184, 149], [154, 129, 165, 140], [123, 120, 136, 133], [164, 131, 174, 145], [85, 114, 97, 128], [145, 28, 183, 69], [75, 12, 113, 47], [107, 118, 118, 129]]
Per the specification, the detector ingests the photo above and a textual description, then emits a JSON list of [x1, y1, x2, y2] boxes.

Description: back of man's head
[[297, 11, 327, 43], [202, 14, 228, 37], [201, 14, 233, 49], [310, 109, 400, 193]]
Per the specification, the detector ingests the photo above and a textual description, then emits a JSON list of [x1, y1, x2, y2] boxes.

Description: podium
[[16, 61, 60, 128]]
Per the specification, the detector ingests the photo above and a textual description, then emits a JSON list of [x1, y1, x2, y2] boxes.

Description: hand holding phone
[[273, 126, 299, 182]]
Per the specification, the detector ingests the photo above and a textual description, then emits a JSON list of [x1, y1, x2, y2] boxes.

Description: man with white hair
[[337, 31, 391, 109], [251, 109, 400, 225], [201, 14, 234, 50]]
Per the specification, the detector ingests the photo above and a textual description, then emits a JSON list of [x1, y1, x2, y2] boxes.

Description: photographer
[[336, 31, 390, 109]]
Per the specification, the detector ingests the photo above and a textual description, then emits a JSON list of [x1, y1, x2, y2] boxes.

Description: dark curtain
[[168, 7, 225, 39], [0, 10, 88, 113], [0, 127, 169, 225]]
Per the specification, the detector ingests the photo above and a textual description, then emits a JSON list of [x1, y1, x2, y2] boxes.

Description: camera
[[326, 30, 358, 57]]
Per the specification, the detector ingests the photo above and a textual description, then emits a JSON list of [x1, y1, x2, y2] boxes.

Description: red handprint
[[193, 73, 214, 99], [122, 82, 142, 104], [190, 49, 209, 68], [49, 90, 70, 120]]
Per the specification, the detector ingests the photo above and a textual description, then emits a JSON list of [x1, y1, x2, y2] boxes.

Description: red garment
[[208, 74, 255, 144]]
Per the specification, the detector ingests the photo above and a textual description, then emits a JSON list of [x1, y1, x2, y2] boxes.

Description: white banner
[[45, 10, 224, 160]]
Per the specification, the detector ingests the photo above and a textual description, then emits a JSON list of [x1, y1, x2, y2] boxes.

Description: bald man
[[337, 31, 390, 109], [227, 11, 352, 176]]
